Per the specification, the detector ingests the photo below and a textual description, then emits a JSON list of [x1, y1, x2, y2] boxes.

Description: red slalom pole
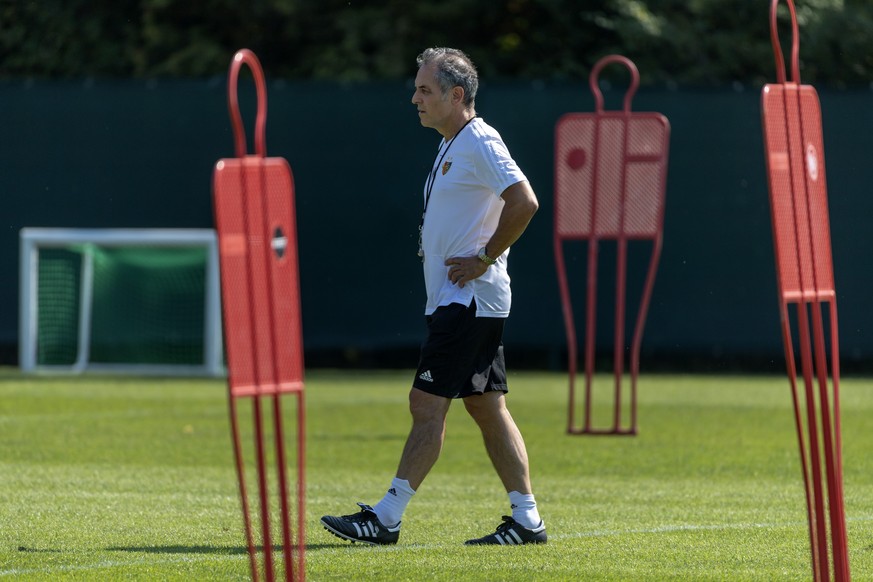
[[761, 1, 850, 579], [212, 49, 307, 581]]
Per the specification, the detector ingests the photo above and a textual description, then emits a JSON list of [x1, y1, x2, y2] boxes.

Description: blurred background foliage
[[1, 0, 872, 86]]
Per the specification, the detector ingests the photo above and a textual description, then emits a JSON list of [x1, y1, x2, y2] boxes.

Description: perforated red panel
[[555, 113, 669, 240], [761, 3, 849, 581], [213, 156, 304, 397], [554, 54, 672, 435], [762, 83, 834, 302]]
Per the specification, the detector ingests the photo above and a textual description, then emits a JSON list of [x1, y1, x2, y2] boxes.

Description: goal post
[[19, 228, 224, 376]]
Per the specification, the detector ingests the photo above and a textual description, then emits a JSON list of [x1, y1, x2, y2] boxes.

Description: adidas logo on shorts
[[418, 370, 434, 382]]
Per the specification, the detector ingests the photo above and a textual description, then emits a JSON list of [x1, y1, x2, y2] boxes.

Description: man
[[321, 47, 545, 546]]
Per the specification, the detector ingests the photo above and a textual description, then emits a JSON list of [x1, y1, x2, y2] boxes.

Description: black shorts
[[412, 300, 508, 399]]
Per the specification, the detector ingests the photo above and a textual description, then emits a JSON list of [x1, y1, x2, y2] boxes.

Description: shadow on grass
[[18, 543, 361, 555], [311, 434, 404, 442], [105, 543, 354, 554], [17, 547, 64, 553], [107, 545, 249, 555]]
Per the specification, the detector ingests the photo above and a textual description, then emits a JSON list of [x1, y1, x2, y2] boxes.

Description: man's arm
[[445, 180, 539, 288], [483, 180, 539, 260]]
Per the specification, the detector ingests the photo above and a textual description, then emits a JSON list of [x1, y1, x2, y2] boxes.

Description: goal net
[[19, 228, 223, 375]]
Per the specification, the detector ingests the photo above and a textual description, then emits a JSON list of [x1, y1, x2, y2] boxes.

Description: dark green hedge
[[3, 0, 872, 86]]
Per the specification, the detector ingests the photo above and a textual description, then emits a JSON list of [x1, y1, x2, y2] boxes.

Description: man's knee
[[408, 387, 451, 423], [463, 391, 504, 422]]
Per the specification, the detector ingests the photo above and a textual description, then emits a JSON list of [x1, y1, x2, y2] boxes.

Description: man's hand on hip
[[445, 256, 488, 288]]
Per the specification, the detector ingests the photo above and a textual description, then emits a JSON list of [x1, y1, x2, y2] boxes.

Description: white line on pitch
[[3, 515, 871, 575], [557, 514, 873, 541], [0, 553, 246, 578]]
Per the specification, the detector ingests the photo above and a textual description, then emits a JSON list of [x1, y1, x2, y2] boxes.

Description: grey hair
[[416, 47, 478, 109]]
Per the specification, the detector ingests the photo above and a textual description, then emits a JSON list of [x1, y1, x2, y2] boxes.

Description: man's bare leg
[[463, 390, 543, 535], [395, 388, 452, 489], [464, 390, 531, 493], [368, 388, 452, 527]]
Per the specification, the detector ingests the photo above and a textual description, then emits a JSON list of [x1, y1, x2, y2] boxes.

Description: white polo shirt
[[419, 117, 527, 317]]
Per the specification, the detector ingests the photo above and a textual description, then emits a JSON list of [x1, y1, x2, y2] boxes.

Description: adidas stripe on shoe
[[464, 516, 547, 546], [321, 503, 400, 545]]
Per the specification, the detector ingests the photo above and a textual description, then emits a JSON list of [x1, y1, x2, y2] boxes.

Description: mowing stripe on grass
[[0, 552, 248, 578], [4, 515, 872, 577], [562, 514, 873, 540], [322, 514, 873, 551]]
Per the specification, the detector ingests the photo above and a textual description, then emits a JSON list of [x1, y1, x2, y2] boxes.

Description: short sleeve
[[473, 134, 527, 197]]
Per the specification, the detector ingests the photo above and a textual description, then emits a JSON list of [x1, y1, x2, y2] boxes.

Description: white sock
[[508, 490, 542, 530], [372, 477, 415, 527]]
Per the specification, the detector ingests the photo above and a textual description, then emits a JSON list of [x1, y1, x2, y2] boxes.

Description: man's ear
[[452, 86, 465, 106]]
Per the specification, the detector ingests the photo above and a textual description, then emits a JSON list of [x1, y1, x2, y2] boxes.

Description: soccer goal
[[19, 228, 224, 376]]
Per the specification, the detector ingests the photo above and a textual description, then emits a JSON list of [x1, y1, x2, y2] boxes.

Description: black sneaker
[[320, 503, 400, 545], [465, 516, 547, 545]]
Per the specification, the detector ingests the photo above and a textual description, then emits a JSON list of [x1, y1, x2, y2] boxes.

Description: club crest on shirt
[[442, 160, 452, 175]]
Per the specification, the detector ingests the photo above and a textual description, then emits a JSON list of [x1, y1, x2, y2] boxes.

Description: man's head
[[412, 48, 478, 135], [415, 47, 479, 109]]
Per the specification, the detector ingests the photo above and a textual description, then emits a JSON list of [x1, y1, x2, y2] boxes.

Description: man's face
[[411, 64, 452, 131]]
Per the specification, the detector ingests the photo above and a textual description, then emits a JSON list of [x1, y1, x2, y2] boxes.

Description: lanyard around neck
[[422, 116, 476, 215]]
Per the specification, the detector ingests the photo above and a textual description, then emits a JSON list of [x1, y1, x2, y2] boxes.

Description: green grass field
[[1, 368, 871, 581]]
